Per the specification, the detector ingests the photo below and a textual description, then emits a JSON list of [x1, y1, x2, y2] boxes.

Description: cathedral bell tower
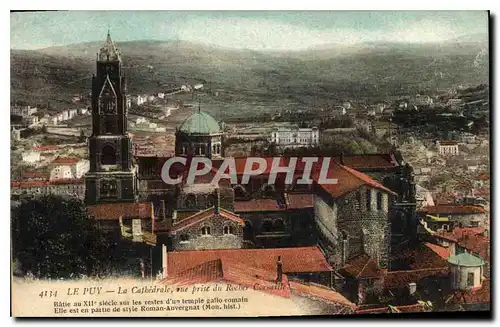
[[84, 31, 138, 204]]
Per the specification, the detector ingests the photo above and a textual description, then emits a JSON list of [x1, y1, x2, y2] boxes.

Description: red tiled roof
[[21, 171, 49, 179], [332, 154, 398, 169], [234, 194, 313, 212], [162, 258, 292, 298], [87, 202, 154, 220], [50, 178, 84, 185], [35, 145, 58, 151], [455, 231, 490, 262], [289, 281, 355, 309], [234, 198, 282, 212], [476, 173, 490, 181], [439, 140, 458, 146], [286, 193, 314, 209], [11, 180, 50, 188], [167, 246, 332, 276], [314, 162, 396, 198], [51, 157, 81, 165], [170, 207, 243, 233], [472, 188, 490, 197], [421, 204, 485, 215], [338, 254, 382, 279], [447, 279, 490, 305], [384, 268, 448, 289], [424, 243, 451, 260]]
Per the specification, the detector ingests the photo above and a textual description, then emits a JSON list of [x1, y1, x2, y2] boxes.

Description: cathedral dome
[[179, 111, 221, 135]]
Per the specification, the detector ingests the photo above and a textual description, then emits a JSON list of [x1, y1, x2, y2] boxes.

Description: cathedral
[[85, 34, 416, 286]]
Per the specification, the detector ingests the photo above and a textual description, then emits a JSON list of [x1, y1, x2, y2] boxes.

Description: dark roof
[[384, 268, 449, 290], [446, 279, 490, 305], [338, 254, 382, 279]]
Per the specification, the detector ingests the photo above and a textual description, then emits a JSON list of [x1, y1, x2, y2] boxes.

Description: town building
[[11, 105, 37, 117], [436, 140, 459, 156], [175, 110, 224, 159], [49, 157, 90, 180], [270, 125, 319, 149], [22, 151, 41, 164], [420, 204, 487, 228]]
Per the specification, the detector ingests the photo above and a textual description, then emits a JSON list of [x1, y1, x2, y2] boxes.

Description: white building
[[437, 141, 459, 156], [270, 125, 319, 148], [11, 105, 37, 117], [50, 165, 73, 181], [49, 157, 89, 180], [157, 92, 165, 99], [22, 151, 41, 164], [448, 252, 485, 291]]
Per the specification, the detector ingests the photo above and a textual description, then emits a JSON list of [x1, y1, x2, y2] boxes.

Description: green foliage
[[11, 195, 115, 279]]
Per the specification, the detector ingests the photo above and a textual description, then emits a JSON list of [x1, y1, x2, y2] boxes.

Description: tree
[[11, 195, 116, 279]]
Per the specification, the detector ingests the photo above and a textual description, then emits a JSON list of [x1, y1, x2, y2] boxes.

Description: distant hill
[[11, 37, 489, 114]]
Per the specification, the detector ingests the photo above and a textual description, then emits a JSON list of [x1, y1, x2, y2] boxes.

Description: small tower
[[448, 252, 485, 291]]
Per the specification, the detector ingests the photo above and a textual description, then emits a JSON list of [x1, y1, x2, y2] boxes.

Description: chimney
[[407, 282, 417, 295], [162, 244, 168, 279], [276, 255, 283, 283], [340, 152, 345, 165]]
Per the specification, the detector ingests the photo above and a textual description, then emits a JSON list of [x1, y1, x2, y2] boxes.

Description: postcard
[[10, 10, 490, 317]]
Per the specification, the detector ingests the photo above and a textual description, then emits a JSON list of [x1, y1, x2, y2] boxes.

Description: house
[[163, 245, 333, 287], [169, 205, 244, 251], [49, 157, 90, 180], [420, 204, 487, 228], [312, 162, 397, 271], [11, 105, 37, 117], [87, 202, 156, 245], [11, 178, 86, 200], [436, 141, 459, 156], [22, 151, 41, 164], [159, 247, 355, 316], [270, 125, 319, 149]]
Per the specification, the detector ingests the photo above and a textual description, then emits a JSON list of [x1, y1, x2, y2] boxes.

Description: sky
[[10, 11, 489, 50]]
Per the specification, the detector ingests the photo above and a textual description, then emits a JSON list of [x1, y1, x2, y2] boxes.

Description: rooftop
[[421, 204, 485, 215], [87, 202, 154, 220], [447, 252, 485, 267], [166, 246, 332, 276], [179, 111, 221, 135], [170, 206, 243, 234]]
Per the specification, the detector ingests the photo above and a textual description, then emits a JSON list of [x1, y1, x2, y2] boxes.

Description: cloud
[[171, 17, 486, 50]]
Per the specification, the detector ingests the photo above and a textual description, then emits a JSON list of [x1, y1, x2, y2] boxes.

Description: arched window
[[216, 144, 221, 154], [212, 144, 216, 153], [101, 145, 116, 165], [262, 184, 275, 197], [273, 219, 285, 233], [377, 192, 383, 211], [185, 194, 196, 208], [201, 226, 211, 235], [206, 194, 216, 208], [355, 192, 361, 210], [180, 234, 190, 242], [223, 225, 234, 235], [261, 220, 273, 233], [243, 221, 254, 241], [233, 185, 247, 200], [366, 189, 372, 211]]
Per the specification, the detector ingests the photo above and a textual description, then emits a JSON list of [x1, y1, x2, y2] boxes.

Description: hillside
[[11, 37, 489, 116]]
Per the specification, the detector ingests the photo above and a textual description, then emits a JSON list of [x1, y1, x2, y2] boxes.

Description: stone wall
[[313, 185, 390, 269], [171, 214, 243, 251]]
